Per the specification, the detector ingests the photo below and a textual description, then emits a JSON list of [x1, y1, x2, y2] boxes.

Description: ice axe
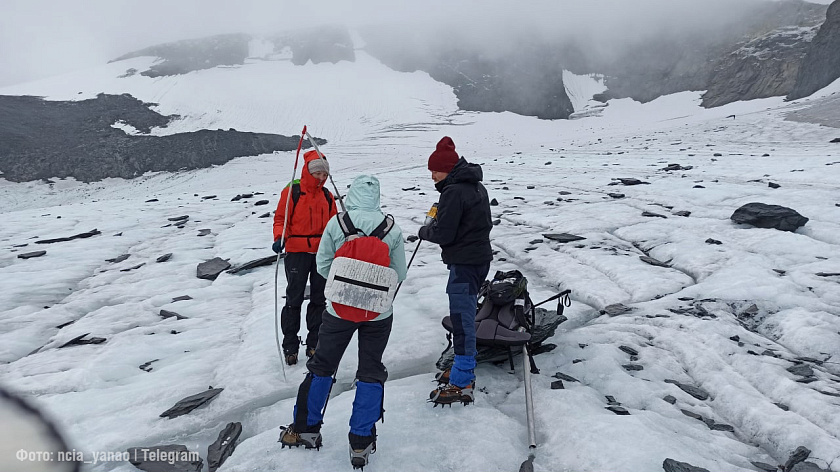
[[393, 203, 438, 298]]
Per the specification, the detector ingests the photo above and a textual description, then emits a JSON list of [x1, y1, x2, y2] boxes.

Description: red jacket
[[273, 150, 337, 253]]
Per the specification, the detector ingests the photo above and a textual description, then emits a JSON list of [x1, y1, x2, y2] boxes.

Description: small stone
[[623, 364, 644, 371], [619, 346, 639, 356], [673, 211, 691, 217], [552, 372, 580, 383], [608, 193, 625, 199], [769, 182, 780, 189], [543, 233, 585, 243], [172, 295, 192, 302], [254, 200, 270, 206], [17, 250, 47, 259], [663, 458, 710, 472], [602, 304, 633, 316], [663, 395, 676, 404], [751, 462, 778, 472], [642, 211, 667, 218], [606, 405, 630, 415], [490, 198, 499, 206], [787, 364, 814, 377], [157, 253, 173, 263], [640, 256, 670, 267], [550, 380, 565, 389], [168, 215, 189, 222], [160, 310, 188, 320]]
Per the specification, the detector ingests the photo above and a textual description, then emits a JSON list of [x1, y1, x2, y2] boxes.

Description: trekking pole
[[393, 240, 421, 298], [533, 289, 572, 308], [303, 129, 346, 212], [517, 330, 537, 472], [273, 126, 307, 381]]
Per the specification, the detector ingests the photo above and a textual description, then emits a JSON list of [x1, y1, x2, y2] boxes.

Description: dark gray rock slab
[[616, 178, 650, 186], [490, 198, 499, 206], [790, 462, 830, 472], [139, 360, 159, 372], [730, 203, 808, 232], [197, 229, 212, 236], [227, 255, 278, 274], [642, 211, 668, 218], [127, 445, 203, 472], [120, 263, 145, 272], [160, 388, 223, 419], [59, 333, 106, 348], [665, 379, 710, 400], [606, 405, 630, 415], [619, 345, 639, 356], [608, 193, 625, 199], [106, 254, 130, 263], [550, 380, 565, 389], [552, 372, 579, 383], [787, 364, 815, 377], [160, 310, 188, 320], [197, 257, 231, 280], [751, 461, 778, 472], [17, 250, 46, 259], [172, 295, 192, 302], [674, 211, 691, 217], [663, 395, 677, 404], [543, 233, 585, 243], [623, 364, 644, 371], [156, 253, 173, 263], [663, 458, 710, 472], [254, 200, 269, 206], [784, 446, 811, 472], [705, 238, 722, 245], [602, 303, 633, 316], [35, 229, 101, 244], [168, 215, 189, 222], [815, 272, 840, 277], [207, 422, 242, 472]]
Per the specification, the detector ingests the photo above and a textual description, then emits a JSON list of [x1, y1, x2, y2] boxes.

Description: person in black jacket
[[419, 136, 493, 405]]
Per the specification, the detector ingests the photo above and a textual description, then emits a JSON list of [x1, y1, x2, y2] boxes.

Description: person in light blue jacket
[[279, 175, 407, 469]]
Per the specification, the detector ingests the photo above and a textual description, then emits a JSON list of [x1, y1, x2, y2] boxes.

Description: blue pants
[[447, 263, 490, 387]]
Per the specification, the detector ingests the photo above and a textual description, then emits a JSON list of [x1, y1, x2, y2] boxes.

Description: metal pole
[[522, 342, 537, 450], [303, 130, 346, 212], [393, 240, 421, 298]]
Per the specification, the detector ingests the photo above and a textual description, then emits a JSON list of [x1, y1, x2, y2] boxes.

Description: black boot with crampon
[[434, 368, 450, 385], [278, 423, 322, 450], [428, 382, 475, 407], [349, 426, 376, 470]]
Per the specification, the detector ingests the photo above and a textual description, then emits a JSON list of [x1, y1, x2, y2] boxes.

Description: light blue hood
[[344, 175, 381, 211]]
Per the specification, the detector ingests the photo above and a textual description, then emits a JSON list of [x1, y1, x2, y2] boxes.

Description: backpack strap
[[370, 215, 395, 240], [337, 212, 361, 238], [322, 187, 334, 212]]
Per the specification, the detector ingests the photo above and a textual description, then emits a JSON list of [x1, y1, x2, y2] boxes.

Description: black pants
[[281, 252, 326, 354], [307, 313, 393, 384]]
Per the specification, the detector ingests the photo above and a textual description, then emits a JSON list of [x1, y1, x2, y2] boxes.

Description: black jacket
[[419, 158, 493, 265]]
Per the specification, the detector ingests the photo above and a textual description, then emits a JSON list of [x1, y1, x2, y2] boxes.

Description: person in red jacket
[[273, 150, 338, 365]]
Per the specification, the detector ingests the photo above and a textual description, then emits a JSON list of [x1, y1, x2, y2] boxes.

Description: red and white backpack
[[324, 212, 399, 322]]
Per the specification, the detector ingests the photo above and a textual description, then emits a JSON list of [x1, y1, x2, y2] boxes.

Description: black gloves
[[272, 239, 284, 253]]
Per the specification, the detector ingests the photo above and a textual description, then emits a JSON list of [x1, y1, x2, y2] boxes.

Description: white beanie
[[308, 158, 329, 175]]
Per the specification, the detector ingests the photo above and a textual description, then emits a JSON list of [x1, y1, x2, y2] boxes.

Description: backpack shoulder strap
[[322, 187, 334, 211], [291, 183, 301, 205], [370, 214, 395, 240], [337, 211, 360, 238]]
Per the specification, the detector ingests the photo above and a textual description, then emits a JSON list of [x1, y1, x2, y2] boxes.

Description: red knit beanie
[[428, 136, 459, 173]]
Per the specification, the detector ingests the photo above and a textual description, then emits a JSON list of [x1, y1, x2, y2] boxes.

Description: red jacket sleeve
[[273, 186, 292, 242]]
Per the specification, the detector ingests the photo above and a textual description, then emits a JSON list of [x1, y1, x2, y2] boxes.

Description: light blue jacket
[[316, 175, 408, 321]]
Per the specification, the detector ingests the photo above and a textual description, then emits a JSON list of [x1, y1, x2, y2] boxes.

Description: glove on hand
[[272, 239, 284, 253]]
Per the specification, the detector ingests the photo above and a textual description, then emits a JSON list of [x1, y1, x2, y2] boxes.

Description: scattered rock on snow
[[197, 229, 212, 236], [601, 303, 633, 316], [226, 255, 278, 274], [490, 198, 499, 206], [623, 364, 644, 371], [831, 138, 840, 143], [139, 359, 159, 372], [768, 182, 781, 189], [156, 253, 173, 263], [619, 345, 639, 356], [784, 447, 811, 472], [207, 422, 242, 472], [59, 333, 106, 348], [606, 405, 630, 415], [542, 233, 585, 243], [120, 263, 145, 272], [751, 462, 778, 472], [705, 238, 722, 245], [168, 215, 189, 222], [673, 211, 691, 217], [608, 193, 625, 199], [663, 395, 677, 404], [127, 445, 203, 472], [552, 372, 579, 383], [172, 295, 192, 302], [662, 458, 711, 472], [642, 211, 667, 218], [160, 310, 188, 320], [787, 364, 815, 377], [254, 200, 269, 206], [730, 202, 808, 232], [197, 257, 231, 280], [550, 380, 565, 390], [35, 229, 101, 244], [615, 178, 650, 186], [17, 250, 46, 259], [665, 379, 709, 400], [106, 254, 130, 263], [160, 388, 223, 419]]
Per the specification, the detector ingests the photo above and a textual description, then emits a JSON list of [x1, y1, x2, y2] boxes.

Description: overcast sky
[[0, 0, 833, 88]]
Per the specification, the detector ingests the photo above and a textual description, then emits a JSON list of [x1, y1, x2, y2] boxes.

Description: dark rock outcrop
[[207, 422, 242, 472], [227, 255, 278, 274], [730, 203, 809, 231], [662, 458, 711, 472], [160, 388, 223, 419], [197, 258, 231, 280], [0, 94, 319, 182], [34, 229, 101, 244], [17, 250, 46, 259], [113, 34, 250, 77], [789, 0, 840, 99]]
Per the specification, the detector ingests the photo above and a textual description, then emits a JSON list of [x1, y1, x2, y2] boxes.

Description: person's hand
[[272, 239, 284, 253]]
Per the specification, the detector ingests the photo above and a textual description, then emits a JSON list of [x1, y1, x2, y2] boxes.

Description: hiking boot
[[305, 347, 316, 358], [349, 429, 376, 470], [434, 368, 450, 385], [279, 424, 322, 450], [284, 351, 298, 366], [429, 382, 475, 406]]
